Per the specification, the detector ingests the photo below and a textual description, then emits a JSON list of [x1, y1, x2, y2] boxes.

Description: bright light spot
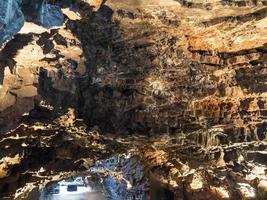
[[237, 183, 256, 198], [190, 174, 203, 190], [52, 185, 92, 196], [62, 8, 81, 20], [211, 186, 230, 199], [258, 180, 267, 192], [22, 112, 29, 116], [246, 164, 267, 180]]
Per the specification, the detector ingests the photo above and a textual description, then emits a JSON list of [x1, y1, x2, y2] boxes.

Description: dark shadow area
[[150, 173, 175, 200], [66, 2, 198, 135], [66, 2, 157, 134], [235, 63, 267, 93], [0, 34, 33, 84]]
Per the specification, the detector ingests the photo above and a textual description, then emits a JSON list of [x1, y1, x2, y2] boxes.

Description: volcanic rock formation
[[0, 0, 267, 199]]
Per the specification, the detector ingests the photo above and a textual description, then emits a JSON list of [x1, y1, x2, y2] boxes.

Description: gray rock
[[0, 0, 25, 45], [0, 0, 65, 45], [36, 1, 64, 28]]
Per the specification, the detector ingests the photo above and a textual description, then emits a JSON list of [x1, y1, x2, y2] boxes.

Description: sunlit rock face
[[0, 20, 85, 131], [84, 0, 106, 11], [0, 0, 267, 200]]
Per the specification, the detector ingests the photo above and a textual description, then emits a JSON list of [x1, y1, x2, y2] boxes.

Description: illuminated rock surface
[[0, 0, 267, 199]]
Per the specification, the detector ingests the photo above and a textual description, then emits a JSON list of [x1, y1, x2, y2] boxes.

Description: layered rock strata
[[76, 0, 267, 139]]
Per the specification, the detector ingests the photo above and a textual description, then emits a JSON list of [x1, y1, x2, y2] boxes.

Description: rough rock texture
[[0, 106, 127, 199], [0, 0, 69, 46], [0, 0, 267, 199], [88, 136, 267, 200], [0, 0, 24, 44], [0, 11, 85, 131], [73, 0, 267, 139]]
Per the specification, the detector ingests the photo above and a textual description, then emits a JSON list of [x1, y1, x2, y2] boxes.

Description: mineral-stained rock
[[0, 0, 267, 199]]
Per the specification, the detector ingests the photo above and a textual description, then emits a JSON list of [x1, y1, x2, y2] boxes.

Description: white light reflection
[[40, 176, 107, 200]]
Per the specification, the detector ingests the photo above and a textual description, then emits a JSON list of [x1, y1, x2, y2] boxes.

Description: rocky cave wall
[[0, 0, 267, 199], [0, 0, 267, 139], [77, 0, 267, 143]]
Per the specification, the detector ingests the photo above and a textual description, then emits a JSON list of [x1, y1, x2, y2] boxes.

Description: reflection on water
[[39, 176, 109, 200]]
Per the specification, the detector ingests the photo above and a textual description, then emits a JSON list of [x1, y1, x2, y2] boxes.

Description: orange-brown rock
[[0, 0, 267, 199], [84, 0, 106, 11]]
